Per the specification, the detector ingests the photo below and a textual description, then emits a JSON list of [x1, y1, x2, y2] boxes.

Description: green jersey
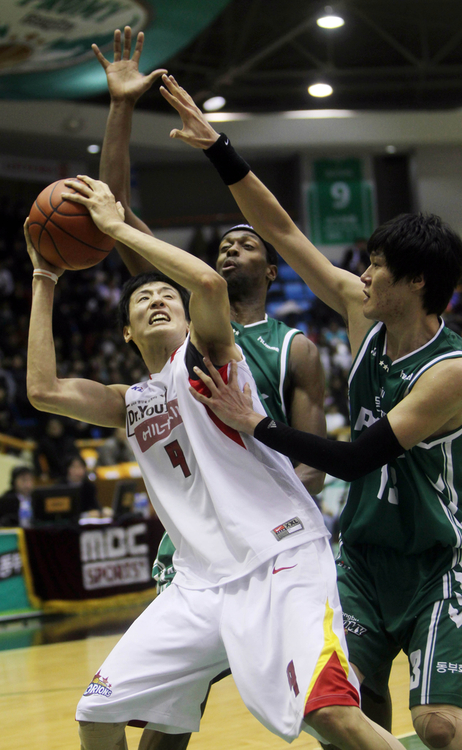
[[342, 320, 462, 554], [152, 316, 302, 589]]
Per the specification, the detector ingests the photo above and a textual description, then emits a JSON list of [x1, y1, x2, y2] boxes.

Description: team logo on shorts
[[287, 660, 300, 696], [271, 517, 304, 541], [343, 613, 367, 637], [83, 670, 113, 698]]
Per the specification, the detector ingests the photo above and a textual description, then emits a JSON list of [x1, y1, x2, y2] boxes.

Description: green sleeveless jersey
[[342, 320, 462, 554], [231, 316, 300, 423], [152, 316, 302, 588]]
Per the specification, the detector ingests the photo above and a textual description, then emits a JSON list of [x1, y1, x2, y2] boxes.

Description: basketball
[[28, 178, 114, 270]]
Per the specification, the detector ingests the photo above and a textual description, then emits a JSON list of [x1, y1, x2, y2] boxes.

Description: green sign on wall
[[308, 158, 374, 245]]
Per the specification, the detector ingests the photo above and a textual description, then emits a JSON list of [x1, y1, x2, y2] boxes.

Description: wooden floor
[[1, 627, 420, 750]]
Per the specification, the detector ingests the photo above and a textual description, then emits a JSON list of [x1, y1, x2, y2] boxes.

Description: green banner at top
[[308, 158, 374, 246], [0, 0, 231, 99]]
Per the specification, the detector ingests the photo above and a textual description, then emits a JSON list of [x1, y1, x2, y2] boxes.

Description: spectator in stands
[[340, 237, 369, 275], [0, 376, 26, 444], [62, 454, 101, 516], [34, 416, 78, 480], [97, 426, 135, 466], [0, 465, 35, 527]]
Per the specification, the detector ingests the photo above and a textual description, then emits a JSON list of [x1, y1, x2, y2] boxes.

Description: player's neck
[[141, 337, 185, 374], [384, 312, 440, 362], [229, 298, 268, 326]]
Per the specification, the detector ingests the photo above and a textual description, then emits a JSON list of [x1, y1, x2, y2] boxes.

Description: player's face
[[216, 232, 274, 290], [124, 282, 188, 351], [361, 252, 411, 322]]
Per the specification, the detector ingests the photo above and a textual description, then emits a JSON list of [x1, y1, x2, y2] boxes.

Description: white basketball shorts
[[76, 537, 359, 742]]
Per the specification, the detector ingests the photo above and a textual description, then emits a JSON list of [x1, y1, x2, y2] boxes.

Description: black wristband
[[203, 133, 250, 185]]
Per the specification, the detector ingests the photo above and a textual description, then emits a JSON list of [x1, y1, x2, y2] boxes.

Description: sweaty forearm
[[27, 278, 59, 406], [100, 100, 134, 202], [253, 416, 403, 482]]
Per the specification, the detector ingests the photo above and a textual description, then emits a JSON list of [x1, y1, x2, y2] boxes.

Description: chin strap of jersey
[[253, 415, 403, 483]]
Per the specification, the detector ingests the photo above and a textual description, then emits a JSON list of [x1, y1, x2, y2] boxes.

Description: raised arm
[[94, 26, 166, 275], [159, 74, 371, 356], [25, 221, 127, 428], [287, 334, 326, 495], [63, 177, 240, 365]]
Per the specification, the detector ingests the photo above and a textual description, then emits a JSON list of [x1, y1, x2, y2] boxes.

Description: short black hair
[[368, 213, 462, 316], [220, 224, 278, 268], [118, 272, 190, 358]]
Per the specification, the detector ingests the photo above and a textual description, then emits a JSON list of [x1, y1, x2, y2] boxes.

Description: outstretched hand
[[62, 176, 125, 237], [160, 74, 220, 149], [24, 218, 65, 278], [189, 357, 264, 434], [93, 26, 167, 103]]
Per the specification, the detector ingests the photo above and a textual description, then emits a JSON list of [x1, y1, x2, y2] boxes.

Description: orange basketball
[[28, 178, 114, 270]]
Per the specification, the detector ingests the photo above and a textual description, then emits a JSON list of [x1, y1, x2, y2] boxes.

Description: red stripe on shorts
[[304, 651, 360, 716]]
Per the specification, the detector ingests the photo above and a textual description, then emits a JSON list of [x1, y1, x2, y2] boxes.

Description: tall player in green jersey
[[93, 29, 326, 750], [159, 75, 462, 750]]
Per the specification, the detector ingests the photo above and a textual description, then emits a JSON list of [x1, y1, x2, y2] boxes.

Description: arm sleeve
[[253, 415, 403, 482]]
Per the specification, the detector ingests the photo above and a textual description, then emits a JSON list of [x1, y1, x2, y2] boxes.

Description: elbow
[[27, 382, 55, 411], [199, 271, 228, 298], [310, 473, 326, 496]]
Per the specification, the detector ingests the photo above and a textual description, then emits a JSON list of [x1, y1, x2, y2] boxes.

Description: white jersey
[[125, 337, 328, 589]]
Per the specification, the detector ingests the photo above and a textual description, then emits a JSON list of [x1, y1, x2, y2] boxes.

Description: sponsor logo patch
[[126, 396, 183, 452], [273, 564, 297, 575], [271, 517, 304, 541], [343, 612, 367, 637], [83, 671, 112, 698]]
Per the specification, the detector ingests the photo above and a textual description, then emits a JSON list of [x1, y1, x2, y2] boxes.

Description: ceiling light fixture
[[386, 145, 397, 154], [203, 95, 226, 112], [87, 144, 100, 154], [317, 6, 344, 29], [308, 83, 333, 97]]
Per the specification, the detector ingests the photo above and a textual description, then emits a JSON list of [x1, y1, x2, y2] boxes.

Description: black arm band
[[203, 133, 251, 185], [253, 415, 403, 483]]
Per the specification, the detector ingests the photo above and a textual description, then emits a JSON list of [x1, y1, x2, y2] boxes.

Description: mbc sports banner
[[308, 158, 374, 246], [0, 529, 41, 617]]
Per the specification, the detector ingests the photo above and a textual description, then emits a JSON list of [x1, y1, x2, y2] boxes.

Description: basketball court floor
[[0, 605, 425, 749]]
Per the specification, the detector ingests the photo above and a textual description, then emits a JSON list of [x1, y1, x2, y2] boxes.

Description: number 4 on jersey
[[165, 439, 191, 478]]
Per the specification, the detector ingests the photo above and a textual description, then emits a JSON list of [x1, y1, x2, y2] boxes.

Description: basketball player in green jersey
[[159, 75, 462, 750], [93, 28, 326, 750]]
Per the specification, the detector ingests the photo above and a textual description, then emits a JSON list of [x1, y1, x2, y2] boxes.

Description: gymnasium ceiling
[[85, 0, 462, 115], [2, 0, 462, 166]]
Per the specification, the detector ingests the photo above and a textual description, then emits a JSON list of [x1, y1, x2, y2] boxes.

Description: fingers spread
[[133, 31, 144, 63], [189, 387, 208, 404], [123, 26, 132, 60], [113, 28, 121, 61]]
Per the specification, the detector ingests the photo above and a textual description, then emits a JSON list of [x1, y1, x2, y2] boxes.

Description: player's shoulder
[[125, 380, 150, 401], [288, 330, 320, 362]]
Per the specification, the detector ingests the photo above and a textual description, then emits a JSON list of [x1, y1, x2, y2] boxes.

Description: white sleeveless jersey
[[125, 337, 328, 589]]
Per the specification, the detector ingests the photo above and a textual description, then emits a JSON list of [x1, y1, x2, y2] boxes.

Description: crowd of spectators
[[0, 200, 353, 464]]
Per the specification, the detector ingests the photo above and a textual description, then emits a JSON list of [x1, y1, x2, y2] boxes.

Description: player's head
[[216, 225, 278, 299], [118, 272, 190, 358], [367, 213, 462, 315]]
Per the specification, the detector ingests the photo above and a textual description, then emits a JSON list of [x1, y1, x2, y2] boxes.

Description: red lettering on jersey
[[189, 364, 246, 449], [134, 399, 183, 452]]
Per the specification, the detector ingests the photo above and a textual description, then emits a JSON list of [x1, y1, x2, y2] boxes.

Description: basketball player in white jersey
[[25, 176, 405, 750], [93, 28, 328, 750]]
